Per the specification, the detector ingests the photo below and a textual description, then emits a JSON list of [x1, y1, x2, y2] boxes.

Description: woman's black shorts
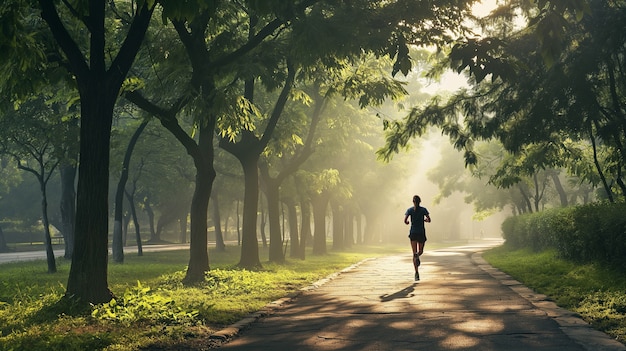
[[409, 232, 427, 242]]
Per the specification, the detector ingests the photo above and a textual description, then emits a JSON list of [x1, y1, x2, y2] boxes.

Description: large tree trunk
[[59, 164, 76, 259], [39, 0, 154, 305], [65, 90, 116, 303], [237, 153, 262, 268], [182, 123, 216, 284], [113, 119, 149, 263]]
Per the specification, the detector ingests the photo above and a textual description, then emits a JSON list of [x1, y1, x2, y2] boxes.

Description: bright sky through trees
[[472, 0, 499, 17], [421, 0, 500, 94]]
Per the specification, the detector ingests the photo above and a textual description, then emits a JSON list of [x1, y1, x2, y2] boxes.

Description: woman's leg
[[411, 240, 419, 271], [418, 241, 425, 256]]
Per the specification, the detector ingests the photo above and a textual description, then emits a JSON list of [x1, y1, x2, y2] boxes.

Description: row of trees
[[0, 0, 478, 305], [4, 0, 613, 308]]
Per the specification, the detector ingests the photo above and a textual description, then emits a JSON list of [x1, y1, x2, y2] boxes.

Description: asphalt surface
[[0, 244, 190, 264], [213, 241, 626, 351]]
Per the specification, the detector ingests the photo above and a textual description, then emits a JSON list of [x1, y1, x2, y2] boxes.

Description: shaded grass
[[0, 243, 413, 351], [483, 245, 626, 345]]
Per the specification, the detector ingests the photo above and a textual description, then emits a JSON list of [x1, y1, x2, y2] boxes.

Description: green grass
[[0, 243, 413, 351], [483, 245, 626, 345]]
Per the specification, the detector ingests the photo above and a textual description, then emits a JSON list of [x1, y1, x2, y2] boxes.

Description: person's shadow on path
[[379, 284, 417, 302]]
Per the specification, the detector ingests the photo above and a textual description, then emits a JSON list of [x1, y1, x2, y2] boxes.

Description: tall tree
[[221, 63, 297, 267], [0, 158, 21, 253], [36, 0, 156, 303], [0, 97, 62, 273], [112, 118, 150, 263]]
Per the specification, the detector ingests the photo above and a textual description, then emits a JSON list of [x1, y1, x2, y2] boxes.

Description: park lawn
[[483, 245, 626, 345], [0, 243, 411, 351]]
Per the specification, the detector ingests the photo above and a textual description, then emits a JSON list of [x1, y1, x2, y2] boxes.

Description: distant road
[[0, 244, 191, 265]]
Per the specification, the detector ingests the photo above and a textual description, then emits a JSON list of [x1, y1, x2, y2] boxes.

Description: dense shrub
[[501, 202, 626, 269]]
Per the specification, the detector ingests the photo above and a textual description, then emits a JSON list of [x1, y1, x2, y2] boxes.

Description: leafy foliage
[[381, 0, 626, 205], [501, 202, 626, 268], [0, 245, 408, 350], [91, 281, 199, 326]]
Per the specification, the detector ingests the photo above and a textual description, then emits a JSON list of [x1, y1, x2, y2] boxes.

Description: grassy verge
[[1, 243, 423, 351], [483, 245, 626, 345]]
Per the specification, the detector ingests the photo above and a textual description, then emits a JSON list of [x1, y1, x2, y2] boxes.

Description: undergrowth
[[0, 244, 407, 351]]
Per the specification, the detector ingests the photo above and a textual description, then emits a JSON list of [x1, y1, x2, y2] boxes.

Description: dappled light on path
[[218, 242, 600, 350]]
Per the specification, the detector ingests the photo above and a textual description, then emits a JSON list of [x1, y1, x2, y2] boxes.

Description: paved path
[[214, 242, 625, 351], [0, 244, 190, 264]]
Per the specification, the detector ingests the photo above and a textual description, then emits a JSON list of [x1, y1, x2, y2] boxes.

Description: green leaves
[[449, 37, 513, 83], [91, 281, 199, 326], [391, 35, 411, 77]]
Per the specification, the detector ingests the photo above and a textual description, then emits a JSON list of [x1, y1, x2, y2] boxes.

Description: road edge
[[208, 257, 377, 343], [471, 251, 626, 351]]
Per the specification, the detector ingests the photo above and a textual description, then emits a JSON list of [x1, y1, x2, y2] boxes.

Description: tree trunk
[[590, 124, 614, 203], [518, 184, 533, 213], [331, 201, 344, 250], [259, 200, 268, 248], [212, 191, 226, 252], [123, 210, 130, 246], [39, 0, 154, 306], [144, 201, 157, 241], [183, 123, 216, 284], [59, 164, 76, 259], [65, 90, 116, 304], [237, 201, 241, 246], [312, 191, 329, 255], [125, 190, 142, 256], [40, 177, 57, 273], [344, 210, 353, 248], [112, 119, 149, 263], [262, 174, 284, 262], [549, 170, 568, 207], [237, 154, 262, 268], [285, 199, 299, 258], [299, 200, 312, 259], [179, 213, 187, 244], [356, 213, 363, 245], [362, 208, 381, 244], [0, 226, 9, 253]]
